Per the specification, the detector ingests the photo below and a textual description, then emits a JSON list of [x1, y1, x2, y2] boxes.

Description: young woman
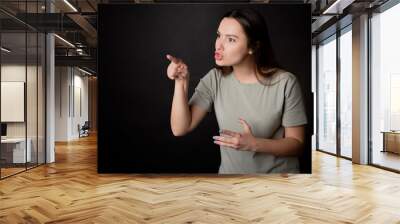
[[166, 8, 307, 174]]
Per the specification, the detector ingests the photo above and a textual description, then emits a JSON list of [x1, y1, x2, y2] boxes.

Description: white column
[[352, 14, 369, 164], [46, 0, 55, 163]]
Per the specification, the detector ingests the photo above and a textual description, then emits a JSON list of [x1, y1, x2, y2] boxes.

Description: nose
[[215, 38, 223, 51]]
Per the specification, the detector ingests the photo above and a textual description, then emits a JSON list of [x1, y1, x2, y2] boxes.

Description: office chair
[[79, 121, 90, 138]]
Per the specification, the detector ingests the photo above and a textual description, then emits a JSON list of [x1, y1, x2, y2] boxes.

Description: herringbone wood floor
[[0, 134, 400, 223]]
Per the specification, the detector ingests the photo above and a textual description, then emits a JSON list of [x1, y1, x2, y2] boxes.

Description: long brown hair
[[216, 8, 281, 84]]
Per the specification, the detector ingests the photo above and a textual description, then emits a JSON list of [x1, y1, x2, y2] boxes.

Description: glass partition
[[317, 35, 337, 155], [0, 1, 46, 179], [1, 31, 28, 177]]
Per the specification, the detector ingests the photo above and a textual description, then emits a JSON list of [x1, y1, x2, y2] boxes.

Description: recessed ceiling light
[[322, 0, 354, 15], [63, 0, 78, 12], [54, 34, 75, 48], [77, 67, 92, 76], [1, 47, 11, 53]]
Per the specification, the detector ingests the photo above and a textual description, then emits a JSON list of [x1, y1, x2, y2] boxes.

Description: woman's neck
[[232, 57, 259, 84]]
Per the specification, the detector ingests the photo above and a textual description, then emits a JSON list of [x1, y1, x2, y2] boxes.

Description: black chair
[[79, 121, 90, 138]]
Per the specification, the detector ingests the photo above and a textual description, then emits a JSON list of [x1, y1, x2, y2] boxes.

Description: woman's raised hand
[[166, 54, 189, 81]]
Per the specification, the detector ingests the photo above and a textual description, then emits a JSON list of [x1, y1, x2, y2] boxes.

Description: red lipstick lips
[[214, 52, 222, 60]]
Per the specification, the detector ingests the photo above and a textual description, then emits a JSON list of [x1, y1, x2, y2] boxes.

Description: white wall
[[55, 66, 89, 141], [55, 66, 70, 141]]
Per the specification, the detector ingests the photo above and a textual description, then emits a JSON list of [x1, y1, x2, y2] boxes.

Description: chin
[[215, 60, 228, 66]]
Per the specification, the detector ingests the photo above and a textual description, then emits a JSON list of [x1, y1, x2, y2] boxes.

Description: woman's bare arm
[[167, 54, 208, 136], [251, 126, 305, 156]]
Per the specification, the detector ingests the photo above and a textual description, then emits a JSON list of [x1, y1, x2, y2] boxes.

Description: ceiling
[[0, 0, 392, 74]]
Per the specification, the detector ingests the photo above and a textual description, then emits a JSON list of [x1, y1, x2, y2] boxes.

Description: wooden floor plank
[[0, 134, 400, 223]]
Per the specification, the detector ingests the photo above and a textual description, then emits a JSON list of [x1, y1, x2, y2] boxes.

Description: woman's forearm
[[170, 80, 191, 136], [251, 137, 303, 156]]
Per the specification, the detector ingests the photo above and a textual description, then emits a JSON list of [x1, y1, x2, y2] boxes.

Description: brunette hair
[[216, 8, 281, 83]]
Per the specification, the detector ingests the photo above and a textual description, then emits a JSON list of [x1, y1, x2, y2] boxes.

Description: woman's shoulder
[[205, 67, 224, 78], [271, 69, 303, 97], [206, 67, 220, 75], [267, 69, 298, 85], [201, 67, 225, 82], [197, 68, 224, 89]]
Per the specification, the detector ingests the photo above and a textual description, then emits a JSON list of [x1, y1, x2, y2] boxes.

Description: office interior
[[0, 0, 399, 222]]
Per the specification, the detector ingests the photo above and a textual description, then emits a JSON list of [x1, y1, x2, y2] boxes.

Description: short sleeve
[[282, 76, 308, 127], [188, 68, 218, 112]]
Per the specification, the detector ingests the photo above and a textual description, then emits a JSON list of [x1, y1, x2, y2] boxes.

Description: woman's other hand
[[213, 118, 257, 151]]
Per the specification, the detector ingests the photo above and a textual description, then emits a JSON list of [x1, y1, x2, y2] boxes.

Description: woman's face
[[214, 17, 250, 66]]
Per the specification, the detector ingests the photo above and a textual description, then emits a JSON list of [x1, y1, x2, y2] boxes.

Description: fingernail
[[213, 136, 218, 140]]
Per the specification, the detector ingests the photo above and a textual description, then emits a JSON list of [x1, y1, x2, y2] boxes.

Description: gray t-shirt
[[189, 68, 307, 174]]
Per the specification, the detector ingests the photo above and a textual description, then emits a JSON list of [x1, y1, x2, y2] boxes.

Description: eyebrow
[[217, 31, 239, 39]]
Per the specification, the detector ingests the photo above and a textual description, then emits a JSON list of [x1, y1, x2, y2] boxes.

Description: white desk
[[1, 138, 31, 163]]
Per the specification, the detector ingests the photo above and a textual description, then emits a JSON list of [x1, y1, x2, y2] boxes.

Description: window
[[370, 2, 400, 171], [339, 27, 352, 158], [317, 35, 337, 154]]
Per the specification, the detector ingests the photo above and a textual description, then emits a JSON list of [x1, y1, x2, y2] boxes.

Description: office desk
[[381, 131, 400, 154], [1, 138, 31, 163]]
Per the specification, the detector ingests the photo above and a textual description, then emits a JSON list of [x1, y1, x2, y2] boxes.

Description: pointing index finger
[[166, 54, 181, 64]]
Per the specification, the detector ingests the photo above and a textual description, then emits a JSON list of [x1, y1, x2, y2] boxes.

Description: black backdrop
[[98, 3, 312, 173]]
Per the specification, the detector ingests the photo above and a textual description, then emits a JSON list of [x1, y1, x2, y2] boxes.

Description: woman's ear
[[249, 41, 261, 55]]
